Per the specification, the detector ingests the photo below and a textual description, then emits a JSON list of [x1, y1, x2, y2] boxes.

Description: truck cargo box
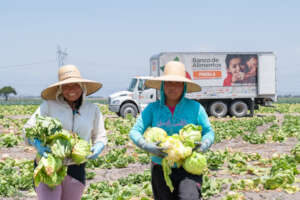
[[150, 52, 276, 101]]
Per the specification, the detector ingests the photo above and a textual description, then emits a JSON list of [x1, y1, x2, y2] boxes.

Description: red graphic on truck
[[185, 71, 192, 80]]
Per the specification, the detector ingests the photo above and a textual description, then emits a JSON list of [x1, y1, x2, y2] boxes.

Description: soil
[[1, 112, 300, 200]]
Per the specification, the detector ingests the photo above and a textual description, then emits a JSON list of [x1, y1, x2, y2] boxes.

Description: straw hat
[[41, 64, 102, 100], [145, 61, 201, 93]]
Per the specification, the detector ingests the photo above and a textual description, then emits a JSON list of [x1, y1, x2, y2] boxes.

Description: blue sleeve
[[129, 103, 153, 145], [197, 104, 215, 147]]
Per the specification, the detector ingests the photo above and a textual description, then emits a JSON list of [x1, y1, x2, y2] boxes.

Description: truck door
[[257, 54, 276, 96], [137, 79, 156, 110]]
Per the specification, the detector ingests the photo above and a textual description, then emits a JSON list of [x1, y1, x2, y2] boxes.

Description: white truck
[[109, 52, 276, 118], [108, 76, 157, 117]]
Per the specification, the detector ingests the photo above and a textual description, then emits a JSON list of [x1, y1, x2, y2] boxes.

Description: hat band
[[59, 75, 82, 81]]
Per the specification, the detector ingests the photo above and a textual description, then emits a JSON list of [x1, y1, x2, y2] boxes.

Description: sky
[[1, 0, 300, 97]]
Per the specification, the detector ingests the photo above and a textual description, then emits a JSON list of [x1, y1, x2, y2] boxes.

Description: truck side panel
[[158, 52, 269, 99]]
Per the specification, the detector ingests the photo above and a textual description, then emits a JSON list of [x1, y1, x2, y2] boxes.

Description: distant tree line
[[278, 94, 300, 98]]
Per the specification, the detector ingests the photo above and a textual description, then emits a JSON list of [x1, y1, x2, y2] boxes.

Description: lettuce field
[[1, 103, 300, 200]]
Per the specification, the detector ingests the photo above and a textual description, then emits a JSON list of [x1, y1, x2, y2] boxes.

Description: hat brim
[[41, 78, 102, 100], [145, 75, 201, 93]]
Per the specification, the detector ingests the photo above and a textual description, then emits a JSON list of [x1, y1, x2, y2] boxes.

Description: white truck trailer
[[109, 52, 276, 118]]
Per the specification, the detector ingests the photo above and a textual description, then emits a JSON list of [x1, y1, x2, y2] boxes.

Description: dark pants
[[151, 162, 202, 200]]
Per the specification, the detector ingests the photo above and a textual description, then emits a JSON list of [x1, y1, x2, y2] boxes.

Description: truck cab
[[108, 76, 156, 117]]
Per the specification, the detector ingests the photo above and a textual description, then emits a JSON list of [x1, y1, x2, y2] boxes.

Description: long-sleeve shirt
[[24, 98, 107, 145]]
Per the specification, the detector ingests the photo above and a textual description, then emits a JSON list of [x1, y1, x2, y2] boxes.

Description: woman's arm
[[129, 104, 153, 146], [197, 104, 215, 151], [91, 104, 107, 146]]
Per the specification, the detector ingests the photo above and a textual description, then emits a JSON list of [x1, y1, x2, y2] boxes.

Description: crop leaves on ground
[[86, 148, 136, 169], [212, 116, 276, 143], [82, 170, 152, 200], [0, 133, 21, 147], [1, 104, 300, 199], [0, 158, 34, 197]]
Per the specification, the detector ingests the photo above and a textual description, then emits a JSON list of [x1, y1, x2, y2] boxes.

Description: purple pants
[[36, 175, 85, 200]]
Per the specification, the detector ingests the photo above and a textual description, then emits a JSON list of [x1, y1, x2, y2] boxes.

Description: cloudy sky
[[1, 0, 300, 97]]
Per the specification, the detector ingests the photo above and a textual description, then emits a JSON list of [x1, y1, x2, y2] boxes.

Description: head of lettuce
[[183, 151, 207, 175], [179, 124, 202, 148], [144, 127, 168, 144]]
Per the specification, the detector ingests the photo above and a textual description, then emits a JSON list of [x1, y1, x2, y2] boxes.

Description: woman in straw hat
[[24, 64, 107, 200], [130, 61, 214, 200]]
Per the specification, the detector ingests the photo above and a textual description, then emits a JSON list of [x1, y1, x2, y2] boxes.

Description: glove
[[136, 137, 167, 158], [87, 142, 104, 160], [29, 138, 51, 157], [194, 139, 211, 153]]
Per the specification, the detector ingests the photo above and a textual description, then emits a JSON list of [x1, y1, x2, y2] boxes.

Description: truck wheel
[[120, 103, 138, 118], [209, 101, 228, 118], [230, 101, 248, 117]]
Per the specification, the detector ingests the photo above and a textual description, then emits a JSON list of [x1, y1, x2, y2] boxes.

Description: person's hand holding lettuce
[[25, 115, 94, 187]]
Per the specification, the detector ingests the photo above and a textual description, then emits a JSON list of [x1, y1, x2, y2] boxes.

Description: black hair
[[64, 94, 83, 112], [225, 55, 242, 69], [74, 95, 83, 110], [245, 54, 258, 62]]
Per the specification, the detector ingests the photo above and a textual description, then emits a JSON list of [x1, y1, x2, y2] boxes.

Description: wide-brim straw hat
[[41, 64, 102, 100], [145, 61, 201, 93]]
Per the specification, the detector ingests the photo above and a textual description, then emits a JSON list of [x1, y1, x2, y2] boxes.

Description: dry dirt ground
[[1, 113, 300, 200]]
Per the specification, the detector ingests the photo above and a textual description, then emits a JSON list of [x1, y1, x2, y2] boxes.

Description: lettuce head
[[144, 127, 167, 143], [33, 154, 66, 188], [50, 138, 72, 159], [179, 124, 202, 147], [183, 151, 207, 175], [160, 134, 192, 163], [25, 115, 63, 144], [71, 139, 91, 164], [48, 130, 73, 158]]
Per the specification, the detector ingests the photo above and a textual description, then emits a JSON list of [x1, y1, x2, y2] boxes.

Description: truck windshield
[[128, 78, 137, 92]]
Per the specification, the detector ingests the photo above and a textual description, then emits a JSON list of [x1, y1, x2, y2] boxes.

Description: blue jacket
[[129, 82, 215, 165]]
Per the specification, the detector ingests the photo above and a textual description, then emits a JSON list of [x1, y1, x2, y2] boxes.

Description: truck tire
[[230, 101, 248, 117], [209, 101, 228, 118], [120, 103, 138, 118]]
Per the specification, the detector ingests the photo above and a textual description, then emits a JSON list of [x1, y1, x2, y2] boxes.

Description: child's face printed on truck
[[164, 81, 184, 102], [228, 58, 242, 74], [246, 57, 258, 71]]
